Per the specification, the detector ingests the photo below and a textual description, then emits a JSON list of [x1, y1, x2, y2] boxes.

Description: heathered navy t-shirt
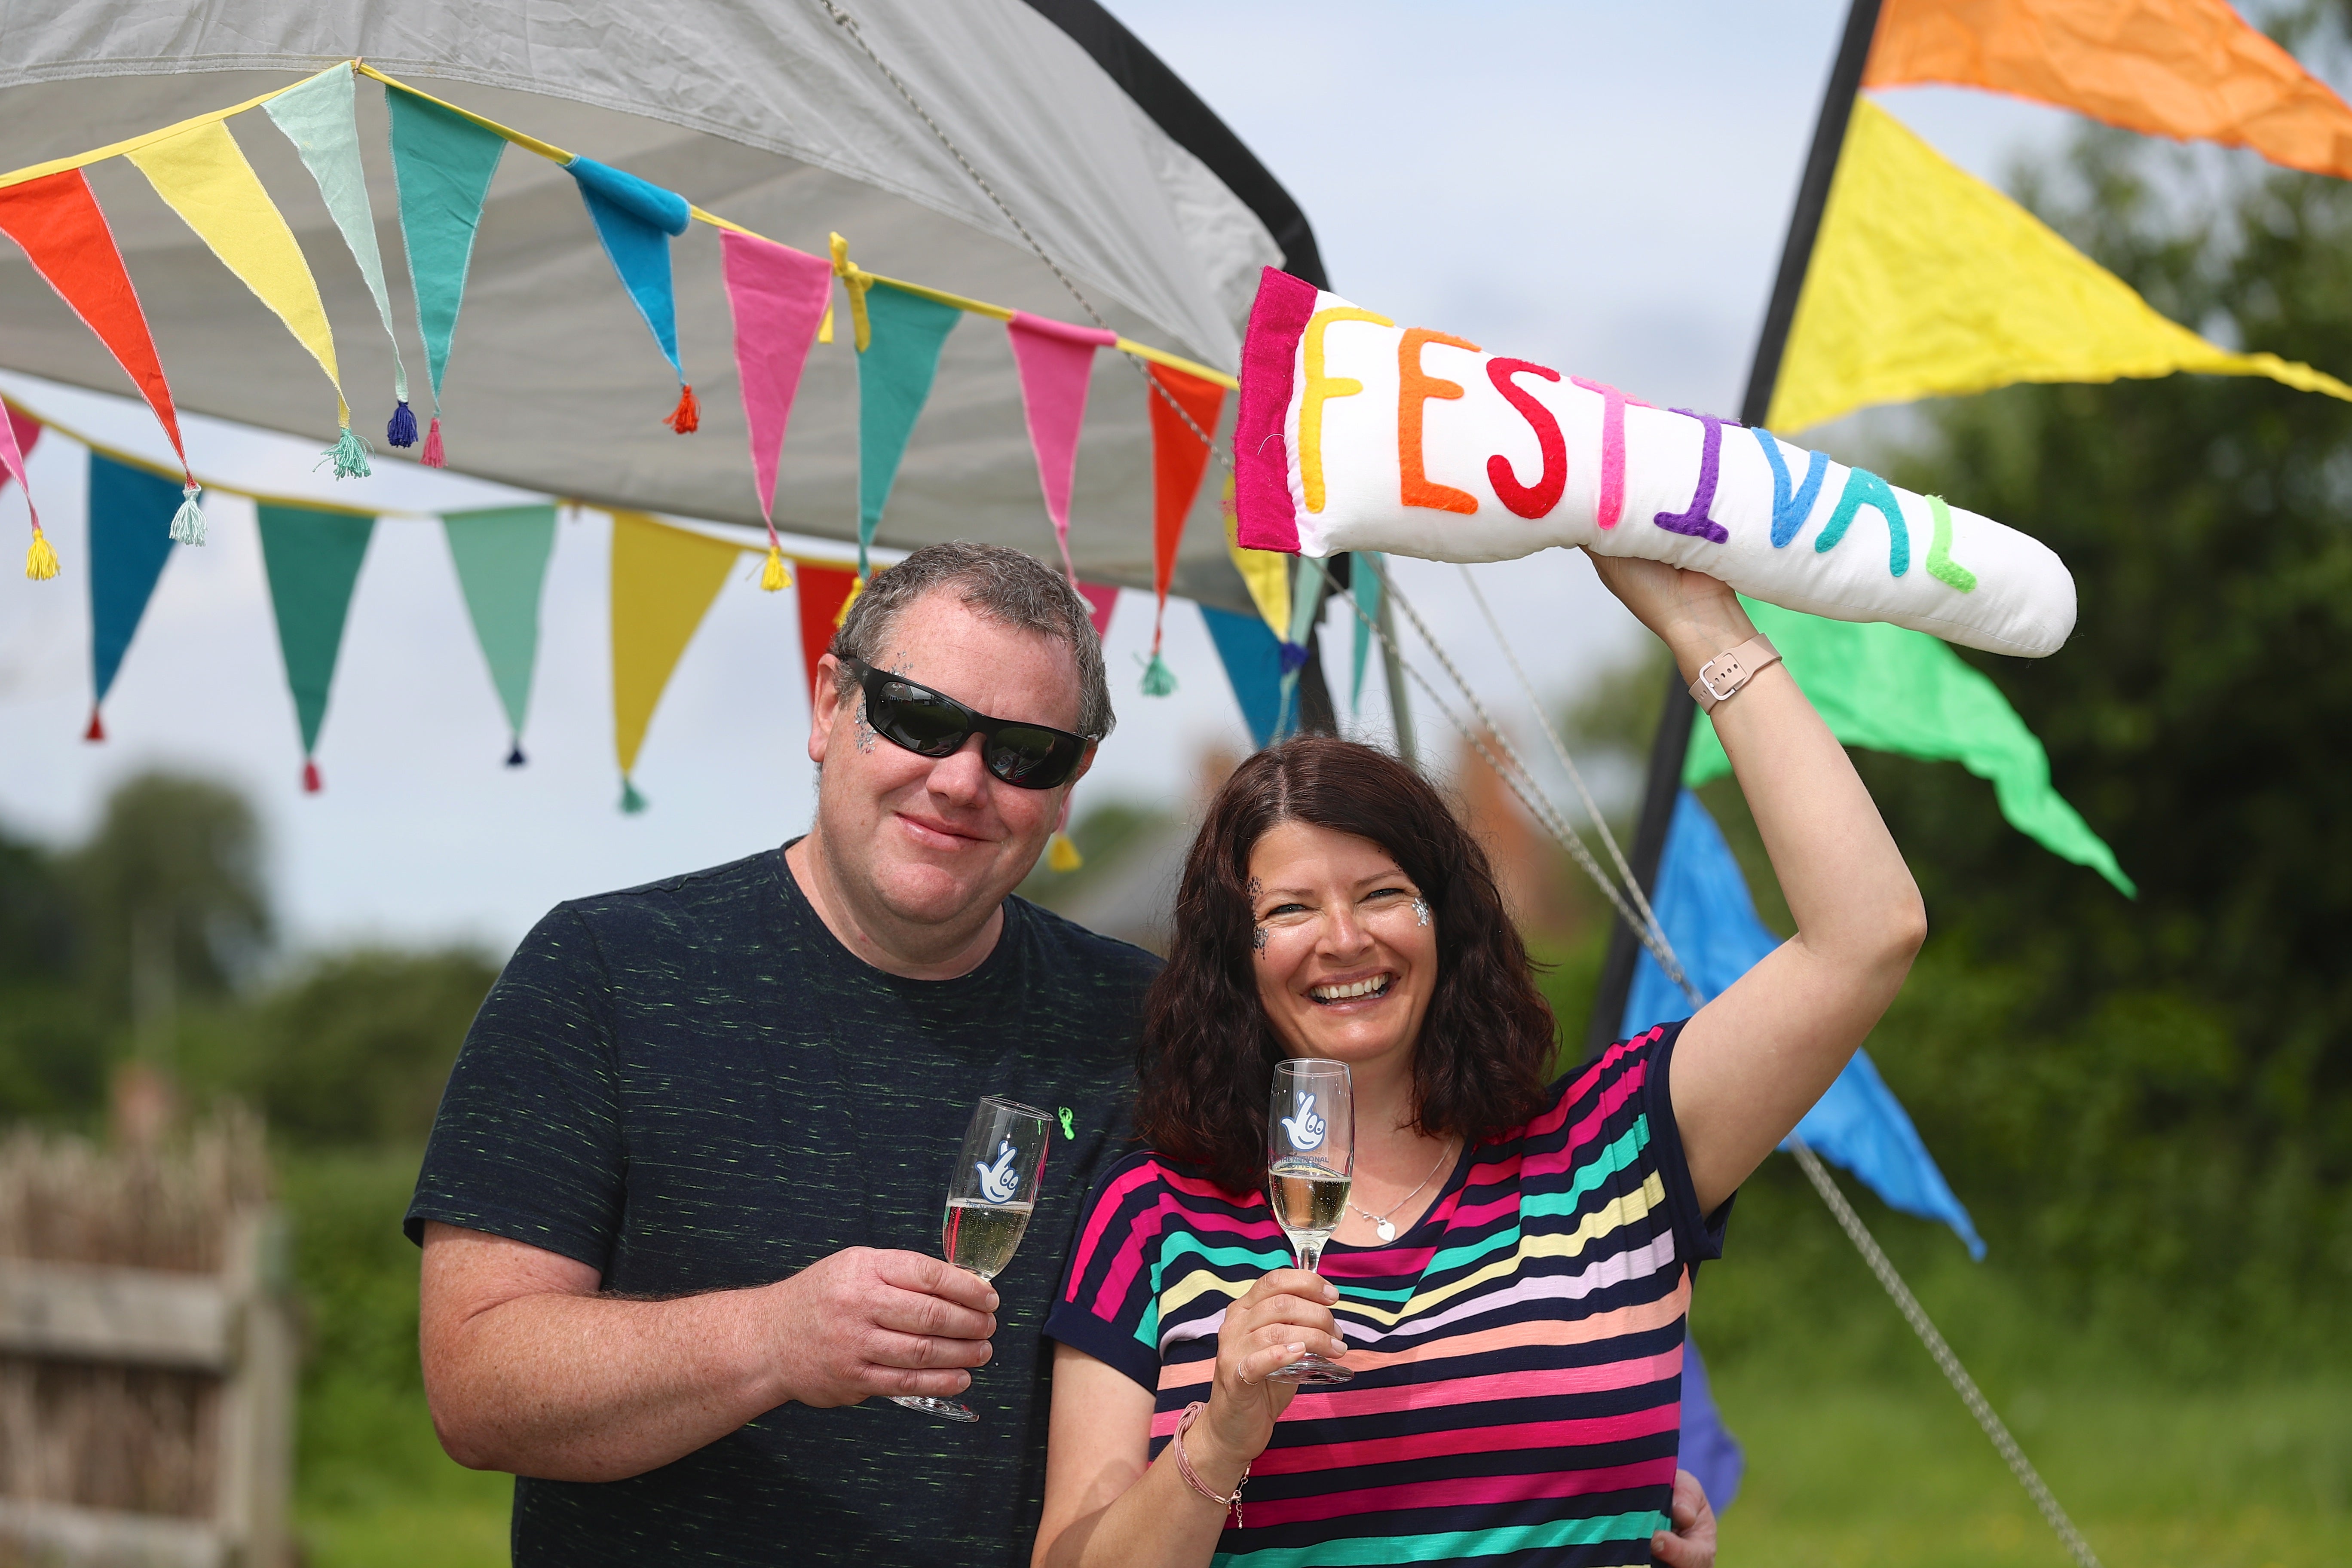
[[406, 844, 1156, 1566]]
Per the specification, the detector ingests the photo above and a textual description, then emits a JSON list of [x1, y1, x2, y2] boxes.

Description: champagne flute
[[892, 1096, 1052, 1422], [1265, 1058, 1355, 1385]]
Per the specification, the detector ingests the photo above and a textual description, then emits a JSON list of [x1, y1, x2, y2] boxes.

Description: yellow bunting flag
[[1222, 477, 1291, 640], [1770, 98, 2352, 433], [609, 510, 745, 810], [123, 120, 358, 450]]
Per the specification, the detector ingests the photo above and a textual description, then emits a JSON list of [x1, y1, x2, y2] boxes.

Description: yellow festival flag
[[1222, 479, 1292, 640], [1770, 98, 2352, 433], [123, 119, 363, 465], [609, 510, 744, 811]]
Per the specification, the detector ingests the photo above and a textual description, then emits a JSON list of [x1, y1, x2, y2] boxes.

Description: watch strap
[[1689, 634, 1782, 714]]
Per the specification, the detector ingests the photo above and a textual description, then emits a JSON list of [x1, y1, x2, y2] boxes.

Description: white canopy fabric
[[0, 0, 1317, 610]]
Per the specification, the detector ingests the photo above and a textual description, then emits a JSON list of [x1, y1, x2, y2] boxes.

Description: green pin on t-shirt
[[1058, 1107, 1075, 1140]]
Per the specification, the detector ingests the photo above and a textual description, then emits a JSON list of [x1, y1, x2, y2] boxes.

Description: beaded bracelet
[[1171, 1401, 1246, 1530]]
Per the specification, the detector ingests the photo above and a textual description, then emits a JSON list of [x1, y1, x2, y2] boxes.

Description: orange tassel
[[84, 709, 104, 743], [665, 384, 700, 434]]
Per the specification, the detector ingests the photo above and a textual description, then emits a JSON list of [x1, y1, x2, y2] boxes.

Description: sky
[[0, 3, 2098, 961]]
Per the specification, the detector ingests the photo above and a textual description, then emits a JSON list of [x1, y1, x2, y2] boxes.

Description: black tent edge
[[1020, 0, 1329, 290]]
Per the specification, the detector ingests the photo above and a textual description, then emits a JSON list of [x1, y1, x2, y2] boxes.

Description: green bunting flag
[[257, 503, 377, 791], [386, 86, 506, 466], [265, 65, 414, 447], [1686, 598, 2134, 895], [442, 504, 557, 765], [85, 452, 182, 740], [855, 282, 962, 576]]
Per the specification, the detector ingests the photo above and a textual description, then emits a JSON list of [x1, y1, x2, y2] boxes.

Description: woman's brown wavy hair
[[1136, 736, 1560, 1196]]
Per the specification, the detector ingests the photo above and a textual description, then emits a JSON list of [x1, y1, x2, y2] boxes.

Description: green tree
[[1839, 118, 2352, 1360], [250, 949, 499, 1147], [62, 772, 272, 1022]]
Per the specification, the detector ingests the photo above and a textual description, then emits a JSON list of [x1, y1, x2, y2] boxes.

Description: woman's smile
[[1248, 820, 1437, 1063]]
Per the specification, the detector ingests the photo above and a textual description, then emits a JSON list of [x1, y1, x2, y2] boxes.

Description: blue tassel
[[1139, 651, 1179, 697], [320, 425, 373, 480], [505, 741, 527, 768], [620, 778, 648, 814], [1278, 640, 1309, 674], [386, 399, 418, 448]]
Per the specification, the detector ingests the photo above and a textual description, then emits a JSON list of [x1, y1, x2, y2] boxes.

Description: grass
[[1715, 1375, 2352, 1566]]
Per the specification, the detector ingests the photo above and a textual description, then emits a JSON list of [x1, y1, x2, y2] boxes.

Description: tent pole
[[1585, 0, 1883, 1056]]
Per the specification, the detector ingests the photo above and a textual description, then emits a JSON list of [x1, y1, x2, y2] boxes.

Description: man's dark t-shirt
[[406, 845, 1156, 1566]]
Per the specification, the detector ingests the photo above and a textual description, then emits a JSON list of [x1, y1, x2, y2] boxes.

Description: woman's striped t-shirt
[[1044, 1023, 1725, 1568]]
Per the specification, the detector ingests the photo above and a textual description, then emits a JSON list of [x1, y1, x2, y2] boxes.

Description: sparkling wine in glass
[[892, 1096, 1052, 1423], [1266, 1057, 1355, 1385]]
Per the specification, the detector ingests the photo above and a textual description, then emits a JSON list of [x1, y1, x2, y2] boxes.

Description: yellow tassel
[[24, 526, 59, 581], [834, 573, 865, 628], [761, 544, 792, 592], [1047, 831, 1083, 873], [830, 232, 873, 352]]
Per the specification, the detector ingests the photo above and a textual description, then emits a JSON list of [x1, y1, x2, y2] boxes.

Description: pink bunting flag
[[1076, 579, 1117, 639], [1007, 310, 1118, 586], [0, 408, 38, 521], [720, 230, 836, 545]]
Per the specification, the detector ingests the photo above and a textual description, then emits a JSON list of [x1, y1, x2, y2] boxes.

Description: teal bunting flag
[[256, 503, 376, 789], [565, 157, 692, 391], [265, 66, 413, 439], [1685, 597, 2133, 895], [442, 504, 557, 763], [1275, 557, 1320, 741], [86, 453, 181, 737], [1200, 603, 1284, 749], [386, 86, 505, 442], [856, 282, 962, 575], [1350, 552, 1382, 714]]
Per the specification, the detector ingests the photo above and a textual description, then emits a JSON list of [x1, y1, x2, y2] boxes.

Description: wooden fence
[[0, 1116, 294, 1568]]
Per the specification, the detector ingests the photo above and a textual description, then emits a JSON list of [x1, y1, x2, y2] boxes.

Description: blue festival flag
[[1623, 789, 1984, 1257], [565, 156, 698, 429], [84, 452, 183, 738], [1200, 603, 1284, 750]]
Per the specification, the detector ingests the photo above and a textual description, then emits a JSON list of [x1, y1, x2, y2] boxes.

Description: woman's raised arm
[[1589, 555, 1927, 1213]]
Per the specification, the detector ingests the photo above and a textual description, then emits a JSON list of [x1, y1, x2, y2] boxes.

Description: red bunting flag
[[1007, 311, 1118, 588], [0, 172, 199, 526], [1141, 364, 1228, 695], [794, 561, 862, 705]]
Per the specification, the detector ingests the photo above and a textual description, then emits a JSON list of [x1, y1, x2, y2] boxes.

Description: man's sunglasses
[[841, 659, 1093, 790]]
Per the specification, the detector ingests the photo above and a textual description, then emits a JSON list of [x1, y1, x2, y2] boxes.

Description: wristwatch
[[1688, 634, 1782, 714]]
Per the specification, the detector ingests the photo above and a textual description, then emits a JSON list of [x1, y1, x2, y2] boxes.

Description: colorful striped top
[[1044, 1023, 1726, 1568]]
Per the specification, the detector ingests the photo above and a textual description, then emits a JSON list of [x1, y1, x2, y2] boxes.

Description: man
[[408, 542, 1157, 1565]]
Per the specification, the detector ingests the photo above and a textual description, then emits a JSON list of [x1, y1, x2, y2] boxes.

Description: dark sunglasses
[[841, 659, 1093, 790]]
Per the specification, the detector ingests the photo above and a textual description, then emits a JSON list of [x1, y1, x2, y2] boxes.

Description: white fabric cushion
[[1231, 272, 2076, 658]]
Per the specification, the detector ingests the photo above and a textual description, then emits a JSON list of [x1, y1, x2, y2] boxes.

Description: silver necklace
[[1348, 1140, 1456, 1242]]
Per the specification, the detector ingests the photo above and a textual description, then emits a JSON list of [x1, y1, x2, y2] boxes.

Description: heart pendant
[[1373, 1216, 1397, 1242]]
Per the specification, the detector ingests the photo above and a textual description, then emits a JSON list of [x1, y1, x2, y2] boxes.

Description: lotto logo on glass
[[976, 1138, 1021, 1203], [1281, 1092, 1326, 1152]]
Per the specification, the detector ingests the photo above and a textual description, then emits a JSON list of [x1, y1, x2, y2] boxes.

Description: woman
[[1034, 558, 1924, 1566]]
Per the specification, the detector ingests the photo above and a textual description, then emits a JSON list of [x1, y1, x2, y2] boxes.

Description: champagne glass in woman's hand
[[892, 1096, 1052, 1422], [1264, 1059, 1354, 1384]]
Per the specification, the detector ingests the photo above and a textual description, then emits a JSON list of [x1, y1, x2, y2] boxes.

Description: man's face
[[808, 589, 1093, 932]]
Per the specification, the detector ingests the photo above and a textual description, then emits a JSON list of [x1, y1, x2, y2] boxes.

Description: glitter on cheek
[[1252, 924, 1268, 957]]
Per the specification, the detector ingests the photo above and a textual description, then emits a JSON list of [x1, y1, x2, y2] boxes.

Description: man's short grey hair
[[830, 542, 1115, 741]]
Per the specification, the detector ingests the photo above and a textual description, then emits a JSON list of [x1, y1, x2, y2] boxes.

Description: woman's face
[[1245, 819, 1438, 1074]]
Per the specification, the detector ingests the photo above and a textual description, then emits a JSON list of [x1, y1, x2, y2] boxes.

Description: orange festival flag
[[1140, 364, 1227, 696], [1866, 0, 2352, 180]]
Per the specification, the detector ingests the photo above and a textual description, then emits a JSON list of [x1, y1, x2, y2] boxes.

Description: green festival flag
[[442, 504, 557, 764], [265, 65, 414, 443], [1685, 597, 2133, 895], [386, 85, 506, 462], [855, 282, 962, 575], [257, 503, 377, 791]]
